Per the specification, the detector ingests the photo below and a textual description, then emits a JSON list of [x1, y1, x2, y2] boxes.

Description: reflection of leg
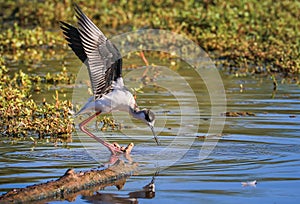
[[103, 148, 133, 166], [79, 112, 123, 155], [123, 144, 134, 163], [108, 155, 120, 165]]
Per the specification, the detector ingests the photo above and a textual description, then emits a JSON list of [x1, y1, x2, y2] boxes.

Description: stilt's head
[[131, 108, 160, 145]]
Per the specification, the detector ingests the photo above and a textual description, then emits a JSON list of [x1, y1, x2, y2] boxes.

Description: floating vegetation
[[0, 23, 65, 66], [0, 66, 74, 138], [44, 66, 76, 85], [223, 111, 256, 117], [196, 133, 224, 140], [1, 0, 299, 78], [96, 116, 120, 131]]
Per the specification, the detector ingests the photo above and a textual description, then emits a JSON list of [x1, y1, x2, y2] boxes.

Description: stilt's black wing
[[60, 4, 122, 99], [60, 21, 87, 63]]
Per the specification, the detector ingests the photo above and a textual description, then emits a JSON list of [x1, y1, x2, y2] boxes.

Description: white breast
[[95, 88, 136, 113]]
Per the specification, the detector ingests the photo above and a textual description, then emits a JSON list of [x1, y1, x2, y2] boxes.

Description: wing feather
[[60, 4, 122, 99]]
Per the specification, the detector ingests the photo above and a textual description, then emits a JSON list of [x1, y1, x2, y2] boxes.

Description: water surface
[[1, 57, 299, 203]]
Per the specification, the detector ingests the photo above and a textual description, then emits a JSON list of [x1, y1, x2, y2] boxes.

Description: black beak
[[150, 125, 160, 145]]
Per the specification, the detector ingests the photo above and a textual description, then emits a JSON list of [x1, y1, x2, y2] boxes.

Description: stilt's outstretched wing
[[60, 4, 122, 99]]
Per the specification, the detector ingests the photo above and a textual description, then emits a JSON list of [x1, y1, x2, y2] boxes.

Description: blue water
[[1, 66, 300, 203]]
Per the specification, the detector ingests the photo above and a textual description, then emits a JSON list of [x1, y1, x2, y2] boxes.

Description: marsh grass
[[2, 0, 299, 75]]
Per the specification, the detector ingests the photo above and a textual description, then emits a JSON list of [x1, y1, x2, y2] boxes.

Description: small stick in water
[[241, 180, 257, 187]]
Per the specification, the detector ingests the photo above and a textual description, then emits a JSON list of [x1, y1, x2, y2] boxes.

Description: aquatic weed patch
[[1, 0, 299, 77], [0, 23, 65, 68], [0, 66, 74, 138]]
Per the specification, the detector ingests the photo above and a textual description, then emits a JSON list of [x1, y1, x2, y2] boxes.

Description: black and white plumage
[[60, 4, 159, 153], [60, 4, 122, 99]]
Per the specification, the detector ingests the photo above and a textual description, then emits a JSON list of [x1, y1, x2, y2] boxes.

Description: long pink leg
[[79, 112, 123, 155]]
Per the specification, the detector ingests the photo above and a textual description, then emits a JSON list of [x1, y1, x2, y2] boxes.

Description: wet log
[[0, 160, 138, 203]]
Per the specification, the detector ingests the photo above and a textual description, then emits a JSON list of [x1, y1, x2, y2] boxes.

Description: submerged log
[[0, 160, 138, 203]]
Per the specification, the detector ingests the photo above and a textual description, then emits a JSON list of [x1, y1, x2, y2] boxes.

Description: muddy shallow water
[[1, 58, 299, 203]]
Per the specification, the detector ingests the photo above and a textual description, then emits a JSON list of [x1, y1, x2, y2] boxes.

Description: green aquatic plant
[[1, 0, 300, 78], [96, 116, 120, 131], [0, 66, 74, 138], [44, 66, 76, 85]]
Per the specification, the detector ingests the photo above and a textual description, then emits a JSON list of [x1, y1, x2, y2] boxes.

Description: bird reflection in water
[[82, 170, 158, 204]]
